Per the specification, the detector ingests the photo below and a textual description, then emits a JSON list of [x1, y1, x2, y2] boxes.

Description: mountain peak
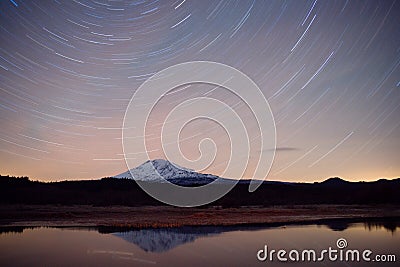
[[113, 159, 218, 184], [143, 159, 194, 172]]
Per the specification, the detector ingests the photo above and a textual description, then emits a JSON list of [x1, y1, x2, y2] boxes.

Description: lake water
[[0, 221, 398, 266]]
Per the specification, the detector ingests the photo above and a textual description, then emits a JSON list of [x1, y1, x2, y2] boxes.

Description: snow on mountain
[[114, 159, 219, 183]]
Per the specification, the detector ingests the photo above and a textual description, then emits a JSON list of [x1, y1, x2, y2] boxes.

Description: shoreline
[[1, 204, 399, 228]]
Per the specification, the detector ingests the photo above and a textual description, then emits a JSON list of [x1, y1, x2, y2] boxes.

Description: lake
[[0, 220, 398, 266]]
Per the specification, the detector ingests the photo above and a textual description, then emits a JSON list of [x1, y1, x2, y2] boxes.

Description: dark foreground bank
[[1, 175, 399, 207], [1, 204, 400, 228], [1, 175, 399, 228]]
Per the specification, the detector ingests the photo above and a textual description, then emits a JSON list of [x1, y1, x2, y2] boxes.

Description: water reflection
[[363, 221, 399, 234], [0, 219, 398, 267], [87, 249, 157, 265], [113, 227, 219, 253], [1, 219, 398, 253], [322, 221, 400, 233], [109, 220, 400, 253]]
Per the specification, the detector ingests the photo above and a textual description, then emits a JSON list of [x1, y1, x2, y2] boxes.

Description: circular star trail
[[0, 0, 399, 181]]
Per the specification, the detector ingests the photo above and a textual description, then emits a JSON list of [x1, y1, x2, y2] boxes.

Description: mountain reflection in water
[[1, 219, 399, 267], [105, 219, 400, 253], [0, 219, 398, 254]]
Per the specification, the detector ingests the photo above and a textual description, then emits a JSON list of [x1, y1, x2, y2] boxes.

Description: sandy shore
[[1, 204, 399, 228]]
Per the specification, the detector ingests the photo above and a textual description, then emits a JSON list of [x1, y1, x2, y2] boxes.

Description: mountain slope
[[114, 159, 220, 184]]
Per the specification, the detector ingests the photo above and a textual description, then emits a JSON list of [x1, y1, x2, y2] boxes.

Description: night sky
[[0, 0, 399, 182]]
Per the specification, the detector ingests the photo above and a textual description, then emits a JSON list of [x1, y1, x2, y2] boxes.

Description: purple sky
[[0, 0, 399, 182]]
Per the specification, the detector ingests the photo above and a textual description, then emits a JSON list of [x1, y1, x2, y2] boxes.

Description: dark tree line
[[0, 175, 399, 207]]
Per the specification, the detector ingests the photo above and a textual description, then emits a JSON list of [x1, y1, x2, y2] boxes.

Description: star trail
[[0, 0, 399, 182]]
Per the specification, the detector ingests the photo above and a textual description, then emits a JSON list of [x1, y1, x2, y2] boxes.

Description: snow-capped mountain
[[114, 159, 220, 185]]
